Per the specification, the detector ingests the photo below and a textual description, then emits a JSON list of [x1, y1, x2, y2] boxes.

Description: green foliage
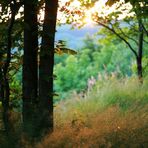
[[10, 69, 22, 111], [56, 76, 148, 118], [132, 55, 148, 77], [54, 34, 134, 100], [143, 56, 148, 76], [55, 40, 77, 55]]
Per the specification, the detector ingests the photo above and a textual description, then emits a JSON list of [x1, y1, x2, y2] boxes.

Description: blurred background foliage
[[7, 25, 148, 109], [54, 29, 144, 100]]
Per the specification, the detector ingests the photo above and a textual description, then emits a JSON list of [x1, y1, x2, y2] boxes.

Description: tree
[[0, 0, 59, 140], [38, 0, 58, 135], [104, 0, 148, 81], [23, 0, 38, 136], [58, 0, 148, 81], [22, 0, 59, 137], [3, 0, 18, 134], [0, 1, 23, 146]]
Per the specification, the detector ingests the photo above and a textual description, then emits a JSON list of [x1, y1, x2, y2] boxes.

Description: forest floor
[[0, 77, 148, 148], [35, 106, 148, 148], [35, 77, 148, 148]]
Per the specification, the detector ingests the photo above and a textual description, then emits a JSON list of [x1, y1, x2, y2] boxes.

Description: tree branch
[[142, 23, 148, 36], [3, 0, 20, 75], [98, 21, 138, 58], [118, 27, 138, 45], [143, 39, 148, 44]]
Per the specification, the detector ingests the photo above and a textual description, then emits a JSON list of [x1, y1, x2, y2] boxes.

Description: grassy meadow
[[34, 76, 148, 148], [0, 76, 148, 148]]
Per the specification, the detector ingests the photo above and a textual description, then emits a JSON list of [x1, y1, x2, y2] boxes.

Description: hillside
[[34, 77, 148, 148], [55, 24, 100, 49]]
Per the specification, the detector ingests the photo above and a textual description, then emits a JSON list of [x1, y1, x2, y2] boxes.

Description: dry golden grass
[[35, 77, 148, 148], [0, 77, 148, 148], [35, 105, 148, 148]]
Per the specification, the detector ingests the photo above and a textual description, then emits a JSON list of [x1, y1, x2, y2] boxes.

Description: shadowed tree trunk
[[0, 68, 4, 105], [39, 0, 58, 135], [23, 0, 38, 136], [2, 0, 16, 135], [136, 18, 143, 82]]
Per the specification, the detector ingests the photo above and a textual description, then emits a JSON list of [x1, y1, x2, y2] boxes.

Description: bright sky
[[57, 0, 134, 26], [0, 0, 134, 25]]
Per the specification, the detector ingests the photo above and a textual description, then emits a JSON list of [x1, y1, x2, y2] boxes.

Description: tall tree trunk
[[2, 77, 10, 134], [0, 69, 10, 137], [23, 0, 38, 136], [0, 68, 4, 103], [137, 18, 143, 81], [39, 0, 58, 135], [2, 1, 16, 135]]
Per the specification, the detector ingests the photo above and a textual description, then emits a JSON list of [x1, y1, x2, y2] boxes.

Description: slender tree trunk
[[39, 0, 58, 135], [136, 57, 142, 80], [0, 69, 10, 135], [23, 0, 38, 136], [137, 18, 143, 81], [0, 68, 4, 103], [2, 77, 10, 134], [2, 2, 16, 135]]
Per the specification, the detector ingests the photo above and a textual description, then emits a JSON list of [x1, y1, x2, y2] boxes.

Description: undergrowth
[[36, 76, 148, 148], [0, 77, 148, 148]]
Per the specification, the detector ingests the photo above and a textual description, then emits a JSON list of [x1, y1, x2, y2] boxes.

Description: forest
[[0, 0, 148, 147]]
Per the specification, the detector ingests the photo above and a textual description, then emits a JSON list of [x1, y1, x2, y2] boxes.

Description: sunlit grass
[[0, 76, 147, 147], [36, 76, 148, 148], [55, 76, 148, 118]]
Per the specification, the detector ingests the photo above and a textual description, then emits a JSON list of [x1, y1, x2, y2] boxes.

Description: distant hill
[[55, 24, 100, 50]]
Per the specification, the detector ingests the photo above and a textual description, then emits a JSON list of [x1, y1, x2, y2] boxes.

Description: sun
[[38, 0, 134, 25], [78, 0, 108, 26], [83, 9, 96, 26], [83, 16, 94, 25]]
